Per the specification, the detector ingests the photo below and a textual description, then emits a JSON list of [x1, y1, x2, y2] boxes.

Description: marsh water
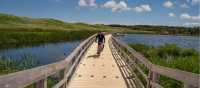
[[117, 34, 199, 50], [0, 41, 80, 65]]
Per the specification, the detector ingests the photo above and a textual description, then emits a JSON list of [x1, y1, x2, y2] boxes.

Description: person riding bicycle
[[95, 32, 105, 54]]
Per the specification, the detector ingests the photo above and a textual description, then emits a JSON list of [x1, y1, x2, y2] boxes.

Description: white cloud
[[163, 1, 174, 8], [168, 12, 176, 17], [102, 0, 131, 12], [180, 3, 189, 8], [134, 4, 152, 13], [78, 0, 97, 7], [180, 13, 200, 21], [102, 0, 116, 8], [103, 2, 152, 13], [134, 7, 143, 12], [192, 0, 200, 4]]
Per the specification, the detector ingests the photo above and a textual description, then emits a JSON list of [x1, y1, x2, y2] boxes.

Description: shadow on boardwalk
[[87, 54, 100, 58]]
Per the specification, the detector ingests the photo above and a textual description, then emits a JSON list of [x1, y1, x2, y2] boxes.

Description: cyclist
[[95, 32, 105, 54]]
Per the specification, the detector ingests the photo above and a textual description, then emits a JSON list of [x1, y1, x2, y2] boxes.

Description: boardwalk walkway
[[68, 35, 127, 88]]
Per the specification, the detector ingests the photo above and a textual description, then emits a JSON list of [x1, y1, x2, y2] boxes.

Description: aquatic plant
[[0, 54, 39, 75]]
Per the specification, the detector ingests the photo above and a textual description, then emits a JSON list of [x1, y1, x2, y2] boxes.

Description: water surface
[[0, 41, 80, 65], [118, 34, 199, 50]]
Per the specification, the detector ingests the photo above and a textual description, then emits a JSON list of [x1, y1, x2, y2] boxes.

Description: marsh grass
[[0, 30, 97, 49], [129, 43, 199, 74], [0, 54, 39, 75], [129, 43, 200, 88], [0, 54, 61, 88], [0, 54, 67, 88]]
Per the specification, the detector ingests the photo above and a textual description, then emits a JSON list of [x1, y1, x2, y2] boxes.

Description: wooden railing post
[[60, 83, 67, 88], [36, 78, 47, 88], [147, 70, 151, 88], [147, 71, 160, 88], [61, 67, 69, 88]]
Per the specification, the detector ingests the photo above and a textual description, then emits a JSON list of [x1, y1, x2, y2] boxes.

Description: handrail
[[111, 35, 200, 88], [0, 34, 97, 88]]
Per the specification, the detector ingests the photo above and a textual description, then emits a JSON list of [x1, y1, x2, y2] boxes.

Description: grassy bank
[[0, 30, 96, 49], [129, 43, 199, 88]]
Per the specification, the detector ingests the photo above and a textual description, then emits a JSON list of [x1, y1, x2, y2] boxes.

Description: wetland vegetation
[[129, 43, 199, 88]]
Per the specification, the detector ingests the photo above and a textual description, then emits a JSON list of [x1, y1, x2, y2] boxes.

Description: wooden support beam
[[36, 78, 47, 88]]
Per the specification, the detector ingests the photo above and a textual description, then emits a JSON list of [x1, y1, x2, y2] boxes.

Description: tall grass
[[0, 30, 97, 49], [0, 54, 39, 75], [129, 43, 199, 74], [0, 54, 61, 88], [129, 43, 200, 88]]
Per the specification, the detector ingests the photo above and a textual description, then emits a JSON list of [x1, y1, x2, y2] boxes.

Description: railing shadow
[[87, 54, 100, 58]]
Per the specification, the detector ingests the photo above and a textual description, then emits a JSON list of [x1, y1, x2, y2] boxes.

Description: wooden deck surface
[[68, 35, 127, 88]]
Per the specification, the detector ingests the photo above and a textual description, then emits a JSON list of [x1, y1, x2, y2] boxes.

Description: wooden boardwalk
[[68, 35, 127, 88]]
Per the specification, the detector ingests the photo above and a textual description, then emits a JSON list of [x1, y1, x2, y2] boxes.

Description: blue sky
[[0, 0, 199, 26]]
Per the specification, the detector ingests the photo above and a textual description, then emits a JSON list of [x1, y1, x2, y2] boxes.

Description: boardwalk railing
[[0, 34, 97, 88], [110, 34, 200, 88]]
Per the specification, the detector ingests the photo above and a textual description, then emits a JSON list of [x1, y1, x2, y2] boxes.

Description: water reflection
[[0, 41, 80, 65], [118, 34, 199, 50]]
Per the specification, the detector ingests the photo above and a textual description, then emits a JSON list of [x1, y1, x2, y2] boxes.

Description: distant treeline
[[109, 24, 200, 35]]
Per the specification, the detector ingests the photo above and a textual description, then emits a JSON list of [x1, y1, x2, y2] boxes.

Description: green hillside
[[0, 13, 120, 49], [0, 13, 115, 31]]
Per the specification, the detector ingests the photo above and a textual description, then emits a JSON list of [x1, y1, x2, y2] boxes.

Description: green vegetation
[[0, 13, 129, 32], [0, 30, 96, 49], [0, 54, 39, 75], [110, 24, 200, 35], [0, 13, 135, 49], [0, 13, 105, 49], [129, 43, 199, 88], [25, 77, 59, 88], [1, 12, 198, 49], [0, 54, 60, 88], [129, 43, 199, 73]]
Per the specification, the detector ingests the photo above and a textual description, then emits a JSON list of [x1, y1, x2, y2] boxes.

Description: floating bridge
[[0, 34, 199, 88]]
